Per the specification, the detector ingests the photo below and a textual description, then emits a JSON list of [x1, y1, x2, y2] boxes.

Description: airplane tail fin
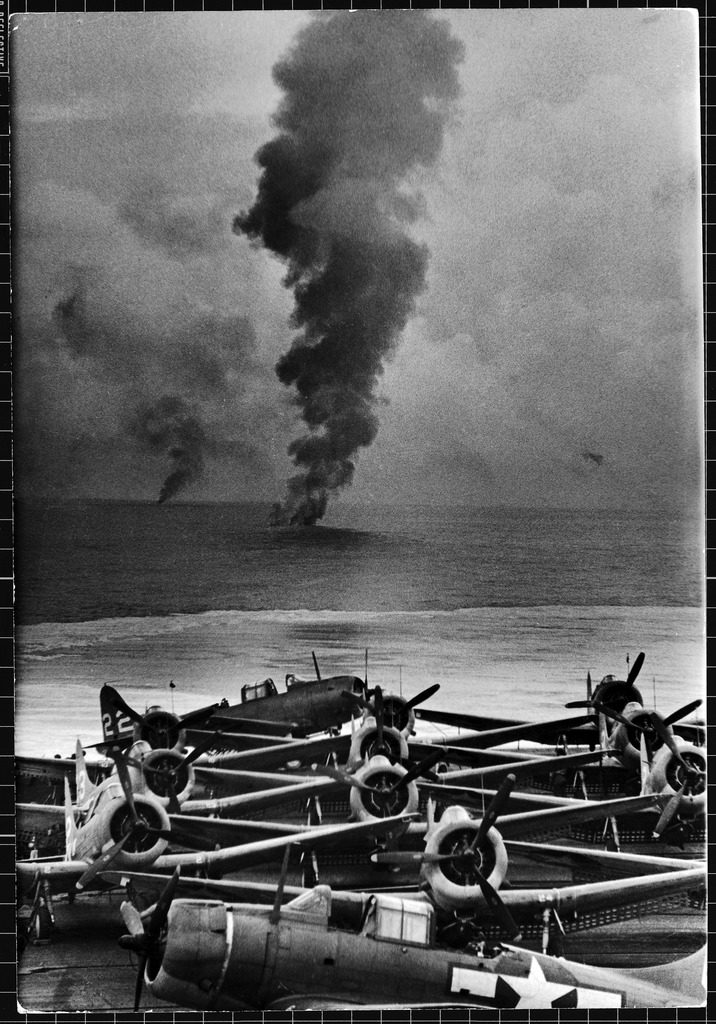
[[627, 945, 706, 1006], [75, 738, 98, 806], [64, 777, 79, 861], [100, 683, 132, 743]]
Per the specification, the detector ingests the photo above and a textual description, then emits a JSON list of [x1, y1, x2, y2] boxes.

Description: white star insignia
[[510, 957, 576, 1008]]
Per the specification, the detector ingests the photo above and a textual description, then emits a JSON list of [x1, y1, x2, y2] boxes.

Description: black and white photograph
[[12, 9, 706, 1012]]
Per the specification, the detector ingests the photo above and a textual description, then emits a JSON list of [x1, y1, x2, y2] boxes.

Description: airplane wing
[[426, 749, 618, 786], [418, 784, 582, 812], [99, 869, 307, 905], [167, 814, 312, 849], [495, 793, 664, 838], [498, 866, 705, 922], [414, 709, 598, 746], [153, 814, 415, 875], [192, 766, 332, 792], [194, 733, 353, 772], [266, 997, 492, 1010], [17, 859, 104, 897], [16, 755, 77, 782], [505, 839, 704, 878], [441, 716, 597, 749], [187, 729, 298, 753], [205, 713, 297, 735], [183, 777, 342, 816], [17, 802, 66, 828]]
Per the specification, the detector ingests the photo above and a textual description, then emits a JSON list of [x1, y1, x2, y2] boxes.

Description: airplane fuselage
[[146, 895, 701, 1010], [216, 676, 364, 737]]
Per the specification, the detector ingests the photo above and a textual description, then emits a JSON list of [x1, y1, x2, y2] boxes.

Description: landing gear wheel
[[32, 906, 52, 943]]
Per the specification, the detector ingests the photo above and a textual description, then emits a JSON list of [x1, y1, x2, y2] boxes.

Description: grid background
[[0, 2, 711, 1023]]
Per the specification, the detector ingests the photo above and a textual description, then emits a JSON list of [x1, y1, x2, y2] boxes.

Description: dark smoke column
[[235, 12, 463, 525], [131, 396, 207, 504]]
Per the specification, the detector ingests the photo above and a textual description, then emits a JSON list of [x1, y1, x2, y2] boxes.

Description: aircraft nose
[[147, 901, 231, 1009]]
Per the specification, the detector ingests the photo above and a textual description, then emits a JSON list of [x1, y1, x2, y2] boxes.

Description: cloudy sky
[[11, 10, 702, 514]]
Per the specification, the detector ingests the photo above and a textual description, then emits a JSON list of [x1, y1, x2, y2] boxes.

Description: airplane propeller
[[371, 774, 521, 940], [566, 693, 704, 772], [76, 746, 173, 890], [140, 732, 222, 812], [341, 682, 441, 740], [317, 749, 447, 815], [119, 867, 180, 1012]]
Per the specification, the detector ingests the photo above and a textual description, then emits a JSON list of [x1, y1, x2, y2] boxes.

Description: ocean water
[[14, 501, 705, 757]]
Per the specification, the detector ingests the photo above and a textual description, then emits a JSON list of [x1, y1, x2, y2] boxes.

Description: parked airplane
[[16, 743, 413, 943], [119, 866, 706, 1011]]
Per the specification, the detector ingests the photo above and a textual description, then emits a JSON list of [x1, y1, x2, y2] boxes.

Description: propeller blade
[[111, 749, 141, 825], [120, 900, 145, 937], [626, 651, 645, 687], [133, 952, 148, 1013], [648, 714, 690, 768], [639, 731, 651, 793], [120, 867, 179, 1013], [179, 731, 221, 770], [405, 683, 441, 710], [591, 701, 640, 731], [311, 765, 371, 790], [565, 700, 592, 709], [147, 866, 180, 940], [663, 699, 703, 727], [388, 749, 447, 793], [652, 786, 685, 839], [473, 867, 522, 942], [76, 832, 132, 890], [92, 735, 135, 753], [586, 671, 592, 703], [374, 686, 384, 753], [472, 772, 516, 851]]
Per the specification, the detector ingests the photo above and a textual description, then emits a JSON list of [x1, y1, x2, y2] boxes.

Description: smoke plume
[[131, 396, 208, 503], [235, 12, 463, 525]]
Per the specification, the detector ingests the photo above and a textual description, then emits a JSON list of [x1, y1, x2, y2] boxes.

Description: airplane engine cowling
[[138, 707, 185, 751], [349, 756, 418, 824], [591, 675, 644, 715], [106, 794, 170, 869], [648, 742, 706, 818], [380, 694, 416, 736], [347, 722, 408, 769], [610, 703, 663, 768], [147, 901, 262, 1011], [422, 810, 508, 914], [141, 747, 195, 806]]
